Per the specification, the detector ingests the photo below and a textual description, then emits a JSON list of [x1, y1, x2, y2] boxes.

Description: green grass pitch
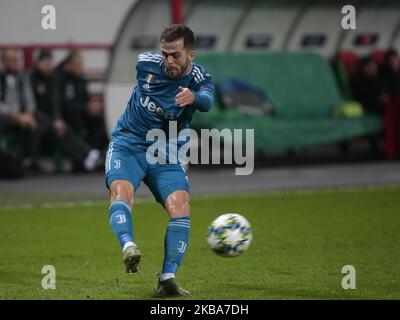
[[0, 186, 399, 300]]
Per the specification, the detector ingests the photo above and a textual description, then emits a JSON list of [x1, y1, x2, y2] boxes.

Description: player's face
[[161, 38, 195, 79]]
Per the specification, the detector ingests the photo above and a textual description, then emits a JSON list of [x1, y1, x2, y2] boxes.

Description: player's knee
[[169, 201, 191, 218], [165, 190, 191, 218], [110, 180, 135, 207]]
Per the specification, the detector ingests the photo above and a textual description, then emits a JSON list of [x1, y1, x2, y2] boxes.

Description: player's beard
[[165, 58, 190, 79]]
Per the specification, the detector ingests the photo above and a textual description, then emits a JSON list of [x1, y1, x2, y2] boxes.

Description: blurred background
[[1, 0, 400, 204]]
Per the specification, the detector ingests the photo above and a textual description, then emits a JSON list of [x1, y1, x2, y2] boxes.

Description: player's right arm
[[190, 81, 214, 112], [187, 66, 215, 112], [175, 82, 214, 112]]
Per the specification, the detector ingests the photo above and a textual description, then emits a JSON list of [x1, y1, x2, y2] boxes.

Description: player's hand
[[176, 86, 195, 107]]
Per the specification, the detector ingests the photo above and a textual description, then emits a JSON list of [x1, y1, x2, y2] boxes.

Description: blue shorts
[[105, 140, 190, 206]]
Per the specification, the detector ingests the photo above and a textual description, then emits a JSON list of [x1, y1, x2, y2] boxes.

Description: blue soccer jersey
[[112, 52, 215, 151]]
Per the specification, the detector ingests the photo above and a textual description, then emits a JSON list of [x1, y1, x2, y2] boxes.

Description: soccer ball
[[206, 213, 252, 257]]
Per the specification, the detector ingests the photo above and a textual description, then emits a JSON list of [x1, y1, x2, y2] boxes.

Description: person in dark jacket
[[53, 50, 108, 151], [350, 57, 387, 155], [378, 49, 400, 159], [0, 48, 41, 171], [29, 50, 101, 172], [379, 48, 400, 97], [351, 57, 387, 116], [53, 50, 89, 133]]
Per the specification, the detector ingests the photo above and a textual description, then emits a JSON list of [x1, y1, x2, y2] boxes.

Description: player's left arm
[[175, 75, 215, 112]]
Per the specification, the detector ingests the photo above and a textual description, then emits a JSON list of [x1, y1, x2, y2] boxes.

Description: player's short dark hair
[[160, 24, 196, 51]]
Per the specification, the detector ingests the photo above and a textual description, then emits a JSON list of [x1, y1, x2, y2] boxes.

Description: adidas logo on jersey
[[139, 95, 174, 120]]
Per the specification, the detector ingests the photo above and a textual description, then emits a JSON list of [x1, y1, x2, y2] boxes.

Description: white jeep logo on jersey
[[139, 96, 174, 120]]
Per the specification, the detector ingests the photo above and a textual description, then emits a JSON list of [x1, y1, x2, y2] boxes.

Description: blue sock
[[162, 217, 190, 276], [109, 200, 133, 249]]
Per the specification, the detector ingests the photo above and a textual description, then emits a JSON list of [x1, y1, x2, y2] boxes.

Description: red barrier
[[0, 43, 112, 75], [172, 0, 184, 24]]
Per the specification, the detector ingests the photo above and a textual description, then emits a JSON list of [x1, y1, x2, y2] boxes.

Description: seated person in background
[[53, 50, 107, 151], [350, 57, 387, 154], [85, 94, 109, 152], [379, 48, 400, 98], [0, 48, 40, 170], [351, 57, 387, 116], [28, 50, 101, 172], [379, 49, 400, 159]]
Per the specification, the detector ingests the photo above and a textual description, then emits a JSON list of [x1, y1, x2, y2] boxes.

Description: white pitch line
[[1, 183, 399, 211], [0, 197, 156, 211]]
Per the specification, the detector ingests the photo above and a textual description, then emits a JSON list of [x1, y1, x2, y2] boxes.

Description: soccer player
[[105, 24, 215, 297]]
